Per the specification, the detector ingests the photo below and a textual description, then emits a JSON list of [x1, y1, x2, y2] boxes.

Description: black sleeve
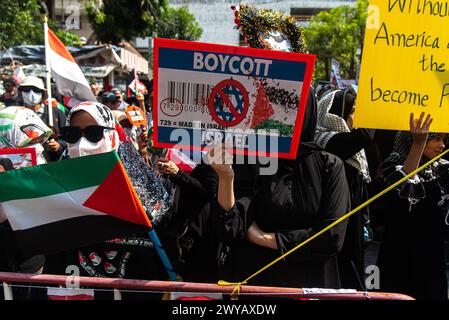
[[275, 155, 351, 262], [325, 128, 373, 160], [183, 165, 256, 248], [171, 164, 217, 202]]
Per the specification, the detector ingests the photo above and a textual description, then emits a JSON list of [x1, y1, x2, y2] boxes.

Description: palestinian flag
[[166, 149, 198, 175], [0, 151, 152, 257], [127, 68, 147, 98]]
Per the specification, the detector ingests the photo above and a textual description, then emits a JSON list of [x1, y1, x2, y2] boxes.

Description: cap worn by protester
[[111, 88, 122, 95], [18, 76, 46, 92], [112, 110, 128, 123], [101, 92, 119, 103]]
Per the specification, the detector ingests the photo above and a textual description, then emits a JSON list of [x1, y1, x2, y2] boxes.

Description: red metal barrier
[[0, 272, 414, 300]]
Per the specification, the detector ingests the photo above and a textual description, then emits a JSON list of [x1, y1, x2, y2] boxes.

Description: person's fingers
[[425, 118, 434, 131], [223, 149, 233, 165], [416, 112, 425, 130], [224, 142, 234, 151], [207, 146, 234, 168], [213, 143, 223, 156], [422, 114, 431, 130], [410, 113, 415, 131], [208, 144, 224, 165]]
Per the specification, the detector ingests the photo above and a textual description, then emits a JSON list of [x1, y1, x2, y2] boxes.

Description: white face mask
[[67, 137, 108, 158], [22, 90, 42, 106]]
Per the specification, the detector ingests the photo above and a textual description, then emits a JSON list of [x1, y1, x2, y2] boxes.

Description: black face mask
[[59, 125, 115, 144]]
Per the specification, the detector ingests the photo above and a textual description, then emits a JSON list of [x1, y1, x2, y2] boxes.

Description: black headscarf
[[384, 131, 447, 168], [328, 90, 356, 122], [0, 158, 13, 171], [299, 86, 318, 143]]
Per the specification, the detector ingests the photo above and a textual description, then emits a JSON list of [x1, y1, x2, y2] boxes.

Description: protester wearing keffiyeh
[[315, 90, 371, 183]]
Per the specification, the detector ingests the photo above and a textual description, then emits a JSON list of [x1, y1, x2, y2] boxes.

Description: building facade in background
[[169, 0, 357, 46], [52, 1, 357, 48], [47, 0, 357, 80]]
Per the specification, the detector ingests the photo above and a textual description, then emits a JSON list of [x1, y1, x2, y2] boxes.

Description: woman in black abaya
[[186, 88, 351, 288], [314, 90, 374, 290], [378, 113, 449, 300]]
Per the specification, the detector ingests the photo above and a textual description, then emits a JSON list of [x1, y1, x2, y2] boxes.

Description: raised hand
[[206, 143, 234, 180], [206, 143, 235, 212], [403, 112, 434, 174], [410, 112, 433, 144]]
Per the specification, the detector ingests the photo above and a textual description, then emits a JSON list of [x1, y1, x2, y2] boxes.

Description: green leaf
[[303, 0, 369, 82]]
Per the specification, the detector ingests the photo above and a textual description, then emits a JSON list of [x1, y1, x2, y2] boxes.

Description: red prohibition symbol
[[207, 79, 249, 127]]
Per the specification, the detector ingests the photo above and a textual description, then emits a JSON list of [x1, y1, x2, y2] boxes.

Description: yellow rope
[[217, 280, 247, 297], [218, 148, 449, 297]]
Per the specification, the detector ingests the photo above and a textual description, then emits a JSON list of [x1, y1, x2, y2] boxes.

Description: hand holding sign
[[157, 159, 180, 177], [207, 143, 235, 213], [206, 143, 234, 180], [125, 106, 147, 128], [137, 126, 150, 160]]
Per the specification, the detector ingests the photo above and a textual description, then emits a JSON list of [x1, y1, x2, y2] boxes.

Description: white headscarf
[[66, 101, 119, 158], [314, 90, 371, 183], [0, 106, 52, 164]]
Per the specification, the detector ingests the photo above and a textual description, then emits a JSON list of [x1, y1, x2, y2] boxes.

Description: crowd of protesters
[[0, 74, 448, 300]]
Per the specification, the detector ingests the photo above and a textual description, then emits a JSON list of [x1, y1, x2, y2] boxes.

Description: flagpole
[[44, 17, 54, 127], [148, 229, 178, 281], [134, 67, 147, 117]]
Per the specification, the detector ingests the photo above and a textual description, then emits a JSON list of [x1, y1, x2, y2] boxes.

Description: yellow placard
[[355, 0, 449, 132]]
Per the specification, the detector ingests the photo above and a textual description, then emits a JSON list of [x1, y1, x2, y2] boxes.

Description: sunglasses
[[60, 126, 115, 144], [21, 87, 41, 93]]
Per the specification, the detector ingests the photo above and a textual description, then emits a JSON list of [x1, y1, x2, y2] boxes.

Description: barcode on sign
[[167, 81, 213, 106]]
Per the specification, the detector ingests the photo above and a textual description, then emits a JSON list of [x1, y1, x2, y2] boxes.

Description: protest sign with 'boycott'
[[152, 38, 315, 159]]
